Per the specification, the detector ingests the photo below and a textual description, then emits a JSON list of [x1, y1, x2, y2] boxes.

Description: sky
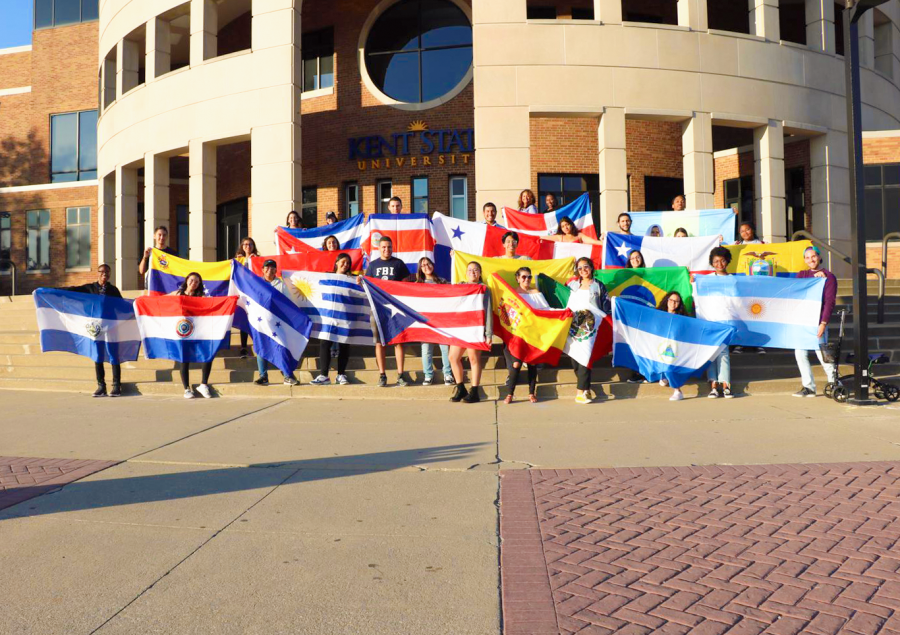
[[0, 0, 33, 49]]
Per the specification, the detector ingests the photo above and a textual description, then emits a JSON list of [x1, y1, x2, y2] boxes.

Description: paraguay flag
[[279, 215, 366, 251], [34, 289, 141, 364], [365, 213, 435, 274], [604, 234, 719, 271], [134, 295, 237, 363], [147, 249, 233, 297], [503, 192, 598, 239], [629, 209, 736, 243]]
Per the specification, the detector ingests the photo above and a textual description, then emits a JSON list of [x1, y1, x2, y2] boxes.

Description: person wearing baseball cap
[[254, 258, 301, 387], [793, 245, 837, 398]]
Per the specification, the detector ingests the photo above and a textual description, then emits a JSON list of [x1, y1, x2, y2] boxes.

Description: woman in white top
[[503, 267, 546, 404], [543, 216, 603, 246], [566, 257, 611, 404], [518, 189, 539, 215]]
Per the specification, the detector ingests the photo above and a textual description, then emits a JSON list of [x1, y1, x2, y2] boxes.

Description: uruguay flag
[[287, 271, 373, 346], [693, 275, 824, 350], [503, 192, 597, 239], [34, 289, 141, 364], [229, 263, 312, 378], [612, 299, 735, 389], [134, 295, 237, 363], [604, 233, 719, 271], [280, 215, 366, 251]]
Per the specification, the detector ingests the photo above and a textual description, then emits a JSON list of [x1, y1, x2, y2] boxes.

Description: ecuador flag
[[594, 267, 694, 314], [147, 249, 233, 296], [451, 250, 574, 290], [491, 273, 572, 365], [725, 240, 813, 276]]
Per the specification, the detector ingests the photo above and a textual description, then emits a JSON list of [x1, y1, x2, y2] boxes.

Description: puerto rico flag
[[365, 213, 434, 274], [361, 277, 490, 350], [134, 295, 237, 363], [604, 233, 719, 271], [503, 192, 598, 240], [278, 215, 366, 251]]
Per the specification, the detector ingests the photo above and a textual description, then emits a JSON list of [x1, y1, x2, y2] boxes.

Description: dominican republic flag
[[612, 298, 736, 389], [229, 263, 312, 378], [604, 233, 719, 271], [693, 275, 824, 350], [34, 289, 141, 364], [365, 213, 435, 274], [134, 295, 237, 363], [362, 277, 491, 350], [250, 251, 364, 277], [503, 193, 598, 239], [278, 215, 366, 251]]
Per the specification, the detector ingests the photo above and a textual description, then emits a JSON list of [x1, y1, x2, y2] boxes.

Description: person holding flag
[[567, 258, 611, 404], [170, 273, 215, 398], [286, 210, 304, 229], [310, 254, 356, 385], [657, 291, 692, 401], [793, 245, 837, 398], [448, 261, 493, 403], [501, 232, 532, 261], [364, 236, 411, 387], [518, 190, 538, 215], [542, 216, 604, 247], [703, 247, 735, 399], [138, 225, 176, 284], [503, 267, 551, 404], [234, 237, 260, 358], [247, 259, 301, 386], [481, 202, 503, 228], [404, 257, 454, 386]]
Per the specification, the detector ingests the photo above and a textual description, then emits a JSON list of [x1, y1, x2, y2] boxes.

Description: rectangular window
[[412, 177, 429, 214], [526, 6, 556, 19], [176, 205, 190, 259], [571, 7, 595, 20], [724, 175, 755, 226], [0, 213, 10, 274], [864, 163, 900, 241], [51, 109, 98, 182], [66, 206, 91, 269], [301, 28, 335, 92], [450, 176, 467, 220], [345, 183, 360, 217], [377, 180, 393, 212], [27, 210, 51, 272], [537, 173, 600, 212], [302, 186, 318, 228], [35, 0, 99, 29]]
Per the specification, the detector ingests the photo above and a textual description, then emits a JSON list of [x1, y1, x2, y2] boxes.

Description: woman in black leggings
[[309, 253, 353, 385], [171, 272, 214, 399]]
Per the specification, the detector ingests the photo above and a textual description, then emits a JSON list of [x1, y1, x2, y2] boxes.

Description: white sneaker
[[670, 389, 684, 401], [336, 374, 349, 385], [310, 375, 331, 385], [197, 384, 212, 399], [184, 388, 195, 399], [659, 379, 669, 387]]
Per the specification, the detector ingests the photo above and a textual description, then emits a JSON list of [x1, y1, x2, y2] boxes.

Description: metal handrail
[[791, 230, 886, 324], [0, 259, 16, 297], [884, 232, 900, 281]]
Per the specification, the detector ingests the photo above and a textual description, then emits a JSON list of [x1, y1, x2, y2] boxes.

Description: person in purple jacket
[[793, 245, 837, 397]]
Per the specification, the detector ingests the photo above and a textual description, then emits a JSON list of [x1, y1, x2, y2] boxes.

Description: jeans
[[706, 348, 732, 385], [257, 354, 268, 378], [795, 335, 834, 391], [421, 343, 450, 380], [504, 348, 537, 396]]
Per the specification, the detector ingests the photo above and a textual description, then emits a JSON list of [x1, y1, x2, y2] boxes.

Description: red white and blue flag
[[503, 192, 599, 239], [252, 248, 364, 276], [365, 213, 434, 274], [278, 214, 366, 251], [361, 277, 490, 350], [134, 295, 237, 363]]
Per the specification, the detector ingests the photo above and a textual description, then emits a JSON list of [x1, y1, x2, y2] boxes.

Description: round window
[[364, 0, 473, 105]]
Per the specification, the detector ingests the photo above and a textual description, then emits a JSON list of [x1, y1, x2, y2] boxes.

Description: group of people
[[80, 190, 836, 403]]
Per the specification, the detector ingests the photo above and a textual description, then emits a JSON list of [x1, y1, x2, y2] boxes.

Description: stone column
[[189, 139, 217, 262], [682, 112, 715, 210], [98, 172, 116, 279], [144, 153, 170, 252], [806, 0, 835, 53], [874, 16, 895, 78], [594, 0, 622, 23], [101, 56, 116, 110], [858, 11, 875, 68], [677, 0, 707, 31], [811, 132, 851, 276], [146, 17, 171, 81], [598, 108, 628, 235], [190, 0, 217, 65], [115, 166, 139, 289], [749, 0, 779, 41], [753, 120, 786, 244], [116, 39, 140, 97]]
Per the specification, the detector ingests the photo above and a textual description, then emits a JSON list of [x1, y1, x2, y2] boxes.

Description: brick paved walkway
[[0, 456, 118, 511], [500, 464, 900, 635]]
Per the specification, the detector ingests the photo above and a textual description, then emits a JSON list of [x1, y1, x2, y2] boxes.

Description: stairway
[[1, 285, 897, 401]]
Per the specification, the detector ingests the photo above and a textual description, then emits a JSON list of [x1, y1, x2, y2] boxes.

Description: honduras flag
[[604, 233, 719, 271], [693, 275, 824, 350], [281, 214, 366, 251], [612, 299, 735, 389], [34, 289, 141, 364], [229, 262, 312, 378]]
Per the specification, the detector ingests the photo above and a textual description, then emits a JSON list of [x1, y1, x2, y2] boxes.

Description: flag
[[287, 270, 373, 346], [361, 278, 490, 350], [502, 193, 598, 239], [491, 273, 572, 365], [612, 298, 736, 389], [595, 267, 694, 313], [725, 240, 814, 276], [628, 209, 736, 243], [147, 249, 233, 296], [279, 215, 367, 251], [693, 275, 824, 350], [450, 251, 575, 290], [249, 251, 363, 277], [604, 234, 719, 271], [33, 289, 141, 364], [134, 295, 237, 363], [229, 263, 312, 378], [536, 275, 613, 366], [365, 213, 435, 273]]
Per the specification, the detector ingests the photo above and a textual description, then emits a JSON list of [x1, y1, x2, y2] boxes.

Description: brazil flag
[[594, 267, 693, 313]]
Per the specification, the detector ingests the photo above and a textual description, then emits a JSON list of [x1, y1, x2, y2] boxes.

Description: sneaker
[[575, 392, 592, 405], [92, 384, 107, 398], [659, 379, 669, 387], [110, 384, 122, 398], [378, 374, 387, 388], [670, 389, 684, 401], [336, 374, 350, 385], [396, 373, 410, 387], [310, 375, 331, 385], [708, 389, 719, 399], [723, 387, 734, 399], [184, 388, 195, 399], [283, 375, 300, 386], [627, 373, 644, 384], [757, 347, 766, 355], [240, 348, 248, 359], [444, 374, 455, 386], [197, 384, 212, 399], [423, 376, 433, 386], [793, 387, 816, 398], [254, 376, 269, 386], [733, 346, 744, 354]]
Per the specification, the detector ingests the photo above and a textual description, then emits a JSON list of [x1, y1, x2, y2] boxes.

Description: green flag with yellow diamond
[[593, 267, 693, 314]]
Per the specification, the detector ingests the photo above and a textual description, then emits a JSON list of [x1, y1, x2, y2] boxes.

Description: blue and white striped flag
[[34, 289, 141, 364], [287, 270, 373, 346], [612, 298, 735, 388], [280, 214, 366, 251], [693, 275, 824, 350]]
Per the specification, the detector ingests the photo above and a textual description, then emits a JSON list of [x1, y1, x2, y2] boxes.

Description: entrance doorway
[[217, 197, 248, 261], [644, 176, 685, 212]]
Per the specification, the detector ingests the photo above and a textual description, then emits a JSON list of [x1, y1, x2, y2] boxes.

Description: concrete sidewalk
[[1, 391, 899, 634]]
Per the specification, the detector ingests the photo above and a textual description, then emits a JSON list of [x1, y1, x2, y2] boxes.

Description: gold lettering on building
[[355, 154, 472, 171], [423, 156, 431, 166], [358, 161, 366, 171], [396, 158, 406, 167], [462, 154, 471, 164], [438, 155, 445, 165], [371, 159, 381, 169], [410, 157, 417, 167]]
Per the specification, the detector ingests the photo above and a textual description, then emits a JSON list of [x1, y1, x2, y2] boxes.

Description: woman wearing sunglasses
[[503, 267, 549, 404]]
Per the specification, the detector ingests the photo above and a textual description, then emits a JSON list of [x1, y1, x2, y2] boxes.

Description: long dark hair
[[556, 216, 580, 236], [626, 249, 645, 269], [234, 237, 259, 258], [333, 253, 352, 274], [415, 257, 446, 283], [322, 235, 341, 251], [464, 261, 484, 285], [177, 272, 206, 297], [285, 210, 302, 228], [574, 256, 594, 277], [658, 291, 688, 316]]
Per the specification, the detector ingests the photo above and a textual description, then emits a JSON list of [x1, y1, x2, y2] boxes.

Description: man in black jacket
[[63, 264, 124, 398]]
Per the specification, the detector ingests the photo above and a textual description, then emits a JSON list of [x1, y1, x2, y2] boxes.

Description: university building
[[1, 0, 900, 295]]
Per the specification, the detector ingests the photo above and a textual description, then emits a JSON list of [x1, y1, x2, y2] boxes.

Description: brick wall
[[863, 136, 900, 164], [0, 49, 32, 90]]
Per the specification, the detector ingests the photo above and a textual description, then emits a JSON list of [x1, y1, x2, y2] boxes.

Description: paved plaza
[[2, 391, 900, 634]]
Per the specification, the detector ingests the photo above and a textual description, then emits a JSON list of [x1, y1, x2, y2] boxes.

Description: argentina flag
[[612, 299, 735, 389]]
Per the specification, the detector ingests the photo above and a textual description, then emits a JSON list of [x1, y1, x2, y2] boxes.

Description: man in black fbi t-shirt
[[364, 236, 411, 387]]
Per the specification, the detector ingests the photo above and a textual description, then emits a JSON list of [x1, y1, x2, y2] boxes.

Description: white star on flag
[[615, 243, 631, 258]]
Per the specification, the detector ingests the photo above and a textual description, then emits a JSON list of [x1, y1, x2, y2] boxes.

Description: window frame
[[377, 180, 393, 213], [723, 175, 755, 227], [301, 27, 335, 93], [301, 186, 318, 228], [864, 163, 900, 242], [50, 109, 98, 183], [176, 204, 190, 259], [412, 176, 429, 214], [345, 182, 360, 217], [26, 209, 52, 273], [449, 176, 468, 220], [65, 206, 92, 270], [0, 212, 10, 275], [35, 0, 99, 30]]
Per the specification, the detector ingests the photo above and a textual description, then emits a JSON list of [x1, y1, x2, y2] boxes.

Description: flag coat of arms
[[612, 298, 736, 388], [365, 213, 435, 273], [502, 192, 598, 239], [595, 267, 694, 313], [491, 273, 572, 365], [628, 209, 736, 243], [34, 289, 141, 364], [279, 214, 366, 251], [134, 295, 237, 362], [604, 234, 719, 271], [229, 263, 312, 378], [147, 249, 233, 296], [724, 240, 814, 276], [287, 271, 373, 346], [362, 278, 491, 350], [693, 275, 824, 350], [536, 275, 613, 366], [249, 251, 364, 277]]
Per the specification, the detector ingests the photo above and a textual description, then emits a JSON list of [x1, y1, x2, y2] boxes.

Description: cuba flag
[[229, 263, 312, 378], [34, 289, 141, 364], [134, 295, 237, 362], [280, 214, 366, 251], [612, 299, 735, 389]]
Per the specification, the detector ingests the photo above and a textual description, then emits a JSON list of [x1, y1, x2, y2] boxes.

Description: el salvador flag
[[229, 262, 312, 379], [612, 298, 735, 388]]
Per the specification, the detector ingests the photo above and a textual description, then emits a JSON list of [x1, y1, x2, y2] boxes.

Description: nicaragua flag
[[612, 299, 736, 389], [365, 213, 435, 274], [229, 262, 312, 379], [134, 295, 237, 363], [604, 233, 719, 271], [629, 209, 736, 243], [147, 249, 233, 297], [287, 271, 373, 346], [693, 275, 824, 350], [502, 193, 598, 239], [279, 215, 366, 251], [34, 289, 141, 364]]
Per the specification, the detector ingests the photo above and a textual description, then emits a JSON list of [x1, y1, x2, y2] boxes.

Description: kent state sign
[[348, 121, 474, 162]]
